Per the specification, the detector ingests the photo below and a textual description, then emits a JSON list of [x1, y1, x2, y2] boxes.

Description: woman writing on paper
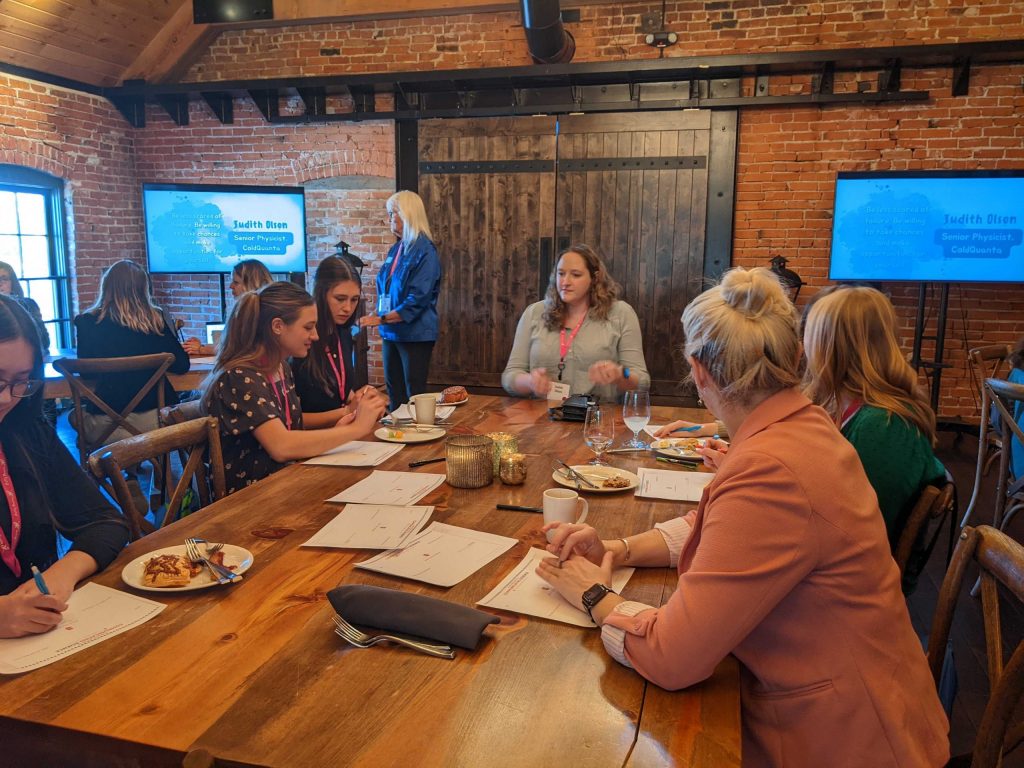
[[359, 191, 442, 410], [0, 296, 129, 637], [536, 267, 948, 767], [502, 244, 649, 403], [204, 281, 386, 495], [292, 256, 373, 427]]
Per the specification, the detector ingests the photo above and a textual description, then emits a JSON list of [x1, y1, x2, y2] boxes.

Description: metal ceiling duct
[[520, 0, 576, 64]]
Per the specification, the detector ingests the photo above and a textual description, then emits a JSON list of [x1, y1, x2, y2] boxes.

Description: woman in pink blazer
[[538, 267, 948, 767]]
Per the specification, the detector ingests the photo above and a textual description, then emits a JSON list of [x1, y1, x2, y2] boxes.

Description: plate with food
[[650, 437, 708, 462], [121, 544, 253, 592], [374, 426, 446, 444], [551, 465, 640, 493], [435, 386, 469, 406]]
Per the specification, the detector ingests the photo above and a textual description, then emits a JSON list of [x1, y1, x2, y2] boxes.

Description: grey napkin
[[328, 585, 499, 650]]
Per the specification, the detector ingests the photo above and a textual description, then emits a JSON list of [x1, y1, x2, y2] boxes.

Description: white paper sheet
[[327, 470, 446, 506], [301, 504, 433, 550], [476, 547, 635, 627], [356, 522, 517, 587], [0, 583, 165, 675], [389, 404, 456, 422], [304, 440, 404, 467], [189, 355, 218, 365], [636, 467, 714, 501], [643, 425, 665, 438]]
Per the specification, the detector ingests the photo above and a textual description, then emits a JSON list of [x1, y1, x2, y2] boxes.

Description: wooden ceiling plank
[[0, 43, 117, 87], [0, 11, 142, 66], [121, 0, 218, 84], [0, 30, 126, 82], [2, 2, 152, 52]]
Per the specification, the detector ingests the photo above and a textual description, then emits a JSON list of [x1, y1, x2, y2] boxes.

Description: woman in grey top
[[502, 244, 649, 403]]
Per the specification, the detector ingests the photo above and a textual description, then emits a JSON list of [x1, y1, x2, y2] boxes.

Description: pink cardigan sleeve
[[617, 451, 818, 690]]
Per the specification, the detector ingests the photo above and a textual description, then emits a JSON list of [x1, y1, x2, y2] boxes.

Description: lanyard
[[0, 444, 22, 578], [557, 315, 586, 382], [839, 399, 862, 430], [266, 368, 293, 431], [325, 337, 348, 404], [384, 243, 404, 292]]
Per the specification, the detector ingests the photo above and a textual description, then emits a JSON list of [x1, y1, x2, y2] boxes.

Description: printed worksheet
[[476, 547, 635, 627], [188, 356, 218, 365], [636, 467, 714, 502], [355, 522, 517, 587], [304, 440, 404, 467], [0, 583, 165, 674], [326, 470, 445, 506], [301, 504, 433, 550]]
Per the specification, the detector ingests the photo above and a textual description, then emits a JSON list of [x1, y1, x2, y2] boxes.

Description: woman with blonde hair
[[359, 190, 441, 410], [502, 244, 648, 402], [803, 286, 945, 547], [75, 259, 190, 443], [184, 259, 273, 355], [205, 281, 386, 495], [537, 267, 948, 767]]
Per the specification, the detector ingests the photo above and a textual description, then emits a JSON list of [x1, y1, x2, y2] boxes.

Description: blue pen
[[31, 565, 50, 595], [671, 425, 702, 433]]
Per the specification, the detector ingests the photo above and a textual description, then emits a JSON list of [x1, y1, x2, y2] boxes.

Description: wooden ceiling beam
[[120, 0, 218, 85]]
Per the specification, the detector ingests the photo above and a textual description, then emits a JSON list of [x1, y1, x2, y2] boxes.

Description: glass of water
[[622, 390, 651, 449], [584, 404, 614, 465]]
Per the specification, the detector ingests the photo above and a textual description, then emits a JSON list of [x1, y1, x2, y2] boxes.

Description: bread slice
[[142, 554, 197, 588]]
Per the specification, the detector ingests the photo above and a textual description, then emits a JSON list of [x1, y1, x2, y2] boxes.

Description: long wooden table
[[0, 396, 740, 768], [43, 350, 214, 400]]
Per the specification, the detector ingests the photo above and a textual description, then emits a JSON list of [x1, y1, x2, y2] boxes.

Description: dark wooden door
[[555, 112, 711, 399], [419, 116, 556, 388]]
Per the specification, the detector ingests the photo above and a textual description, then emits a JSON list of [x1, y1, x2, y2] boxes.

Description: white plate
[[374, 426, 446, 444], [551, 465, 640, 493], [121, 544, 253, 592], [433, 392, 469, 406], [650, 437, 706, 461]]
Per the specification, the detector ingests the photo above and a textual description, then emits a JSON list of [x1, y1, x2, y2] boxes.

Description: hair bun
[[719, 267, 787, 319]]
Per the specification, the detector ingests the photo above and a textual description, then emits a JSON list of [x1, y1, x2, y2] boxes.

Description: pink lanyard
[[325, 337, 348, 404], [557, 315, 586, 382], [839, 399, 863, 430], [0, 444, 22, 578], [266, 369, 293, 431], [389, 243, 404, 279]]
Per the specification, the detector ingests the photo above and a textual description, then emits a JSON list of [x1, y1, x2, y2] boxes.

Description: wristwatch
[[581, 583, 616, 621]]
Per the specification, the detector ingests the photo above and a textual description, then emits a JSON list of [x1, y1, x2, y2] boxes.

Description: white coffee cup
[[542, 488, 589, 542], [408, 393, 437, 425]]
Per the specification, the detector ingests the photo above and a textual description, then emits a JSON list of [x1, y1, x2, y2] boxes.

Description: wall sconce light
[[645, 31, 678, 49]]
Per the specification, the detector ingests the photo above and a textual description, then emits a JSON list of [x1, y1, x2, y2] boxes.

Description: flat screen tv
[[143, 183, 307, 274], [828, 171, 1024, 283]]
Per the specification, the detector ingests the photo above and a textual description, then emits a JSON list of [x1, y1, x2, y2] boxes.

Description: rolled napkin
[[328, 584, 499, 650]]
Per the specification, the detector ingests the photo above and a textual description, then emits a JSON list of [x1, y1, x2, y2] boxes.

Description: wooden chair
[[962, 344, 1013, 527], [88, 417, 225, 540], [894, 481, 955, 592], [928, 526, 1024, 767], [54, 352, 176, 467], [159, 398, 207, 426], [987, 378, 1024, 534]]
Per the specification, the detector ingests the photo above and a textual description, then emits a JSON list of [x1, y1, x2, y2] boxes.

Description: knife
[[555, 459, 597, 489], [496, 504, 542, 513]]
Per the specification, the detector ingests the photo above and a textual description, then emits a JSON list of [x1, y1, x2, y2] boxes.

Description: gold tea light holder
[[499, 452, 527, 485], [485, 431, 519, 475], [445, 435, 494, 489]]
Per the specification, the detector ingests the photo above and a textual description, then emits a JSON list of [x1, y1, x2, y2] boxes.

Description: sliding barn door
[[417, 111, 722, 402], [419, 117, 556, 388], [555, 112, 711, 397]]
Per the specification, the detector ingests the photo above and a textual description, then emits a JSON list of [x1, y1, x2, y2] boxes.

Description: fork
[[332, 614, 455, 659], [185, 538, 241, 583]]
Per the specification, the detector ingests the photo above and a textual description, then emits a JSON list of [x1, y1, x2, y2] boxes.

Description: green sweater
[[842, 405, 946, 549]]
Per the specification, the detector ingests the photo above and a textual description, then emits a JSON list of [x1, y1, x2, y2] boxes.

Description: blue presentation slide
[[829, 175, 1024, 283], [144, 187, 306, 274]]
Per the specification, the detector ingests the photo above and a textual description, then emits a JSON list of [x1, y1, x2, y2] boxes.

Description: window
[[0, 165, 72, 353]]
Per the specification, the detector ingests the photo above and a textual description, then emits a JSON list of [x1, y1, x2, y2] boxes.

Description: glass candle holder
[[485, 431, 519, 475], [445, 435, 494, 489], [499, 452, 527, 485]]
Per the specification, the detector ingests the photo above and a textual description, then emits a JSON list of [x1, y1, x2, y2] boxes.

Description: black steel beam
[[879, 58, 902, 92], [247, 89, 279, 121], [705, 78, 740, 284], [0, 61, 104, 95], [107, 94, 146, 128], [156, 94, 190, 126], [297, 87, 327, 116], [201, 92, 234, 123], [395, 119, 418, 193], [812, 62, 835, 95], [952, 57, 972, 97]]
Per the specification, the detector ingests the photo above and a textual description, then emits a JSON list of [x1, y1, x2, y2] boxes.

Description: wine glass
[[622, 390, 651, 449], [584, 404, 614, 465]]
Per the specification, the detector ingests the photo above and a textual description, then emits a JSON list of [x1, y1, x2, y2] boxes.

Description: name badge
[[548, 381, 571, 402], [377, 296, 392, 315]]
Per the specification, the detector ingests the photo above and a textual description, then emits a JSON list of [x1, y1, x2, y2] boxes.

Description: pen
[[31, 565, 50, 595], [496, 504, 542, 513], [656, 457, 700, 469], [671, 425, 703, 433], [409, 457, 446, 468]]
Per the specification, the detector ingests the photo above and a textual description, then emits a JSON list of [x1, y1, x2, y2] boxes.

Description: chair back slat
[[894, 482, 954, 589], [928, 525, 1024, 768]]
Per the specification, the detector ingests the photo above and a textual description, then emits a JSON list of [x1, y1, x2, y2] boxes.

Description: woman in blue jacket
[[360, 190, 442, 409]]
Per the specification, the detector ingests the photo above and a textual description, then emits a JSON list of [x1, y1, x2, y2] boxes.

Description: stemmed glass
[[584, 404, 614, 465], [622, 390, 651, 449]]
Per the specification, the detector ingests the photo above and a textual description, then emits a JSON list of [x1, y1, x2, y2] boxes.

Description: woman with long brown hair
[[502, 244, 649, 402], [204, 281, 385, 495], [0, 260, 50, 350], [802, 285, 945, 547], [183, 259, 273, 355]]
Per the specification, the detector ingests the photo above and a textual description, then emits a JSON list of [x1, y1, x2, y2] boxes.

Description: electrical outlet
[[639, 12, 662, 33]]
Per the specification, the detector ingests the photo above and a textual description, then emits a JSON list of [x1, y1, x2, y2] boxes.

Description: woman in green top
[[803, 286, 946, 550]]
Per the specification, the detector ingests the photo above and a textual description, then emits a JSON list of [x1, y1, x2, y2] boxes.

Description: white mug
[[408, 393, 437, 425], [542, 488, 589, 542]]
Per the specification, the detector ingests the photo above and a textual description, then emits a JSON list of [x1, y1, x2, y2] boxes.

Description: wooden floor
[[54, 415, 1022, 763]]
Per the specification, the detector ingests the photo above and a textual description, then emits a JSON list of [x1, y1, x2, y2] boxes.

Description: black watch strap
[[582, 583, 615, 621]]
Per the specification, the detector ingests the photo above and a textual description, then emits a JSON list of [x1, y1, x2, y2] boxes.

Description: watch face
[[583, 583, 610, 609]]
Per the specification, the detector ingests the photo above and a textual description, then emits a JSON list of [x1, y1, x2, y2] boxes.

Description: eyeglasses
[[0, 379, 42, 398]]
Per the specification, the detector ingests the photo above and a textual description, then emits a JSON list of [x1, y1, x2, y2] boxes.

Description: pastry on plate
[[142, 554, 200, 588], [440, 385, 468, 403]]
